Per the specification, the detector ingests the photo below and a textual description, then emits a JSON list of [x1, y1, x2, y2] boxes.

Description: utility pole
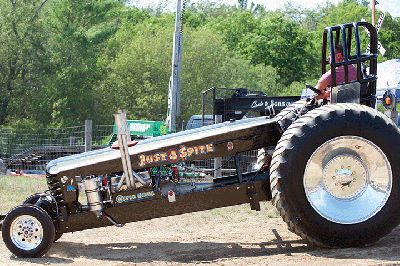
[[371, 0, 376, 26], [166, 0, 185, 132]]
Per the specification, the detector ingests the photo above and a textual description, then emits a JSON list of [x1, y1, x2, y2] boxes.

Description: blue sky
[[130, 0, 400, 17]]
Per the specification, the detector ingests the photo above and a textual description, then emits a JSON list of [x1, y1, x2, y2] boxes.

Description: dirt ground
[[1, 202, 400, 266]]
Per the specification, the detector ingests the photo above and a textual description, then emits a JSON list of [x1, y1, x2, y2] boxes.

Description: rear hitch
[[247, 183, 261, 211]]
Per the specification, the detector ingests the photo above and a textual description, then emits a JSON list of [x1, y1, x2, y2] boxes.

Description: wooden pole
[[371, 0, 376, 26], [166, 0, 184, 133], [85, 120, 92, 152], [214, 115, 222, 178]]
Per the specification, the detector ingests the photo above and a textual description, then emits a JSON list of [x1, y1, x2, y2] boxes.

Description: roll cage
[[322, 21, 378, 107]]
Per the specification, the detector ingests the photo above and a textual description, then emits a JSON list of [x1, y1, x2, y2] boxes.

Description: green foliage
[[98, 19, 173, 122], [40, 0, 126, 127], [379, 14, 400, 59], [317, 0, 369, 27], [358, 0, 370, 7], [0, 0, 399, 129], [5, 119, 41, 132], [181, 28, 280, 117], [99, 20, 280, 122], [0, 0, 50, 125], [212, 11, 317, 86]]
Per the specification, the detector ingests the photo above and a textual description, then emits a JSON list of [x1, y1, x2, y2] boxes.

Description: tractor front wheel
[[2, 205, 55, 257]]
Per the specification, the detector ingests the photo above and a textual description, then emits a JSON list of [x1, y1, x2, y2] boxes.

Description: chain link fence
[[185, 150, 259, 178], [0, 115, 259, 176], [200, 87, 261, 176], [0, 123, 113, 172]]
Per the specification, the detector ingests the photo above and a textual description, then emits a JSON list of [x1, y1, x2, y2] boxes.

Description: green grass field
[[0, 175, 48, 213]]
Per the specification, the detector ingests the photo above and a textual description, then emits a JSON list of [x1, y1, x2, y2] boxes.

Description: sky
[[130, 0, 400, 17]]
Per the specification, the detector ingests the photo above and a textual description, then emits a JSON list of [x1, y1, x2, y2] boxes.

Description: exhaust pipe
[[116, 171, 151, 191], [84, 177, 103, 217], [115, 110, 136, 190]]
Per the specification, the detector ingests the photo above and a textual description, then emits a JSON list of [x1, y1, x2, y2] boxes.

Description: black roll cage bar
[[322, 21, 378, 107]]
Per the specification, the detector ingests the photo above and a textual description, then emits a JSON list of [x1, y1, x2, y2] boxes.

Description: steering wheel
[[305, 83, 322, 95]]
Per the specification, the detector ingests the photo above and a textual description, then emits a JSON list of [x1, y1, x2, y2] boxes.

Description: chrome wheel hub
[[10, 215, 43, 250], [322, 155, 367, 199], [304, 136, 392, 224]]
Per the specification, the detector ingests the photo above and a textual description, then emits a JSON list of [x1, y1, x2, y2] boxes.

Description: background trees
[[40, 0, 127, 127], [211, 12, 317, 86], [0, 0, 398, 128], [0, 0, 49, 125]]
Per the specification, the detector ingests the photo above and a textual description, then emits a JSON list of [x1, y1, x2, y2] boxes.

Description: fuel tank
[[46, 116, 281, 177]]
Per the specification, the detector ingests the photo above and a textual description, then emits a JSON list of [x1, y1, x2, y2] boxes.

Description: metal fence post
[[69, 136, 76, 146], [214, 115, 222, 178], [85, 120, 92, 152]]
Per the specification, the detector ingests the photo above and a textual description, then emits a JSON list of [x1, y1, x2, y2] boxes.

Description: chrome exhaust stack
[[115, 110, 136, 190]]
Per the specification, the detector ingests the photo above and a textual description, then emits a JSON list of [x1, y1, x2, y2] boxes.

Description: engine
[[74, 164, 209, 219]]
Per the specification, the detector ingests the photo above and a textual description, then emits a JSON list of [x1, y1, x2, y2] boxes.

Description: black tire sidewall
[[275, 100, 308, 131], [2, 205, 55, 257], [23, 195, 61, 242], [23, 194, 41, 205], [280, 106, 400, 246]]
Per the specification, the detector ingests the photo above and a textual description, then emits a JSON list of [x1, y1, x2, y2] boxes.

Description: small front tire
[[2, 205, 55, 257]]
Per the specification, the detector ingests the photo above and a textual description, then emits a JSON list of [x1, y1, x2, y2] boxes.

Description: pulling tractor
[[1, 21, 400, 258]]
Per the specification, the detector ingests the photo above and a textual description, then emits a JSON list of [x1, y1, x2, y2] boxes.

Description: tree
[[99, 17, 281, 123], [359, 0, 370, 7], [5, 0, 397, 129], [0, 0, 49, 125], [210, 11, 257, 51], [181, 28, 281, 117], [378, 14, 400, 59], [97, 14, 175, 123], [39, 0, 126, 127], [212, 11, 316, 86]]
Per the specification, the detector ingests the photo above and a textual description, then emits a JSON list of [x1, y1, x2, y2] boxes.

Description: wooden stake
[[372, 0, 376, 26]]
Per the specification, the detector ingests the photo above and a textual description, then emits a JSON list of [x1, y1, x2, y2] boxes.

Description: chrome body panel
[[46, 116, 280, 176]]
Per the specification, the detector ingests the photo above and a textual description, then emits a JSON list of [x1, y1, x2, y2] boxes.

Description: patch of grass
[[0, 175, 47, 213]]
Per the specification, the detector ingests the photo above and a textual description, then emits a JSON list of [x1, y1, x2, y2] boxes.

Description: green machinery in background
[[109, 120, 170, 144]]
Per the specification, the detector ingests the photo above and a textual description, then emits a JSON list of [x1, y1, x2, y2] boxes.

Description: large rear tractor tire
[[257, 100, 308, 169], [270, 103, 400, 247], [274, 99, 308, 131]]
